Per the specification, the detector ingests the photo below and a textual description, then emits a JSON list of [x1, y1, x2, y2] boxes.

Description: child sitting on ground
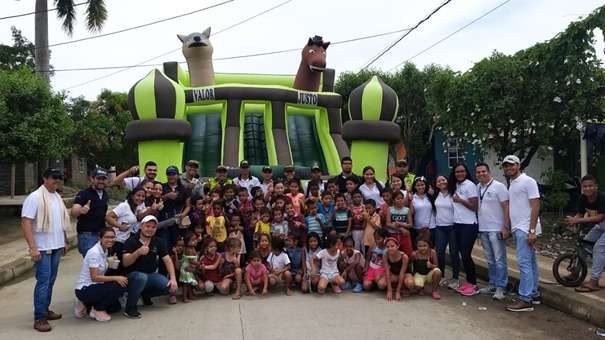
[[405, 237, 442, 300], [199, 238, 222, 295], [340, 236, 364, 293], [256, 233, 272, 266], [286, 233, 306, 291], [363, 229, 389, 291], [245, 250, 269, 296], [267, 237, 293, 295], [218, 237, 243, 300], [383, 237, 409, 301], [313, 234, 345, 294], [271, 208, 289, 239]]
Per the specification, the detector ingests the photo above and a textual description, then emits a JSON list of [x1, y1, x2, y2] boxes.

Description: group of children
[[168, 178, 442, 301]]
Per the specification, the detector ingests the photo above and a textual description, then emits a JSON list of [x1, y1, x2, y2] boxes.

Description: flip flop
[[575, 285, 600, 293]]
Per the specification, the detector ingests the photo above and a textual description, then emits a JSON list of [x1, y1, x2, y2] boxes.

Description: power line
[[361, 0, 453, 70], [388, 0, 512, 71], [64, 0, 294, 90], [0, 1, 88, 21], [39, 0, 235, 49], [47, 25, 413, 72]]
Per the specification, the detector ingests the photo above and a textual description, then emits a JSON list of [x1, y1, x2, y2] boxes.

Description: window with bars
[[447, 138, 465, 168]]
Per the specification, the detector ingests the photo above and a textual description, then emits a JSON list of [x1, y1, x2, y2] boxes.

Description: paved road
[[0, 251, 599, 340]]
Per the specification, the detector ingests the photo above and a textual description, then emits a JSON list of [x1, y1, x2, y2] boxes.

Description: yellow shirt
[[207, 215, 227, 243], [255, 221, 271, 235]]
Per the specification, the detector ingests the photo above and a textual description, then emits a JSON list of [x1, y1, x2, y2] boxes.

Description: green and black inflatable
[[125, 32, 400, 182]]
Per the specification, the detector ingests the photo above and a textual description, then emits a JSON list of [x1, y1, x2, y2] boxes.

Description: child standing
[[344, 177, 358, 205], [206, 200, 228, 252], [333, 194, 352, 236], [363, 199, 381, 256], [286, 233, 306, 291], [267, 238, 293, 295], [317, 192, 334, 225], [200, 238, 222, 295], [286, 203, 306, 243], [180, 234, 200, 302], [405, 238, 442, 300], [304, 232, 322, 293], [218, 238, 243, 299], [340, 236, 364, 293], [223, 184, 239, 218], [363, 229, 389, 291], [349, 191, 366, 251], [305, 199, 327, 238], [245, 250, 269, 296], [385, 191, 414, 257], [286, 180, 305, 216], [169, 237, 184, 304], [228, 214, 246, 263], [383, 237, 409, 301], [313, 234, 345, 294], [270, 208, 289, 239], [254, 208, 272, 246], [189, 196, 206, 233]]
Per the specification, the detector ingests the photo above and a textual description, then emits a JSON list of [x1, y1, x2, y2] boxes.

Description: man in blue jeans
[[71, 168, 109, 257], [21, 168, 71, 332], [503, 155, 542, 312], [475, 163, 510, 301], [122, 215, 178, 318], [565, 175, 605, 293]]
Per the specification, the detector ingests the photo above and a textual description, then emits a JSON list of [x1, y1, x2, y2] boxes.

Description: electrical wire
[[0, 1, 88, 21]]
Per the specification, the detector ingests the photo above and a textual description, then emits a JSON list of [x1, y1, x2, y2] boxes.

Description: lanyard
[[479, 179, 494, 203]]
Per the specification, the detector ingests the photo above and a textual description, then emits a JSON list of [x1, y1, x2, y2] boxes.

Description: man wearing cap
[[112, 161, 158, 190], [122, 215, 178, 318], [158, 166, 189, 249], [180, 160, 200, 190], [21, 168, 71, 332], [233, 160, 260, 198], [394, 159, 416, 192], [304, 165, 325, 196], [332, 157, 361, 194], [502, 155, 542, 312], [71, 168, 110, 257], [207, 165, 234, 193], [283, 165, 298, 183], [259, 166, 274, 198]]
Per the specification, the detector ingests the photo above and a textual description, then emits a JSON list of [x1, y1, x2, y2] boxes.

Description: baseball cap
[[311, 165, 321, 172], [43, 168, 64, 179], [284, 165, 295, 172], [186, 160, 200, 168], [93, 168, 108, 178], [262, 166, 272, 173], [396, 159, 408, 167], [240, 160, 250, 168], [502, 155, 520, 165], [216, 165, 228, 172], [141, 215, 158, 224], [166, 165, 179, 175]]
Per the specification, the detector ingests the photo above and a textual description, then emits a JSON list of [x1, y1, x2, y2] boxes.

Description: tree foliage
[[0, 26, 53, 72]]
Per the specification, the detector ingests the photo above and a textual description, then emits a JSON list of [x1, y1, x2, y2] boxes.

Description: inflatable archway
[[125, 31, 401, 182]]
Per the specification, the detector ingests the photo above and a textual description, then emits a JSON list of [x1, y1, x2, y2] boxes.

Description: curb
[[0, 234, 78, 287], [470, 247, 605, 327]]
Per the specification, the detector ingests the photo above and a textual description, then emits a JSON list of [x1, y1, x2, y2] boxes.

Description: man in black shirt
[[158, 166, 189, 248], [122, 215, 177, 318], [332, 156, 361, 193], [566, 175, 605, 292], [71, 168, 110, 257]]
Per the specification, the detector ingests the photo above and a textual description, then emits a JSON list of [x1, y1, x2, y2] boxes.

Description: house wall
[[482, 148, 553, 184]]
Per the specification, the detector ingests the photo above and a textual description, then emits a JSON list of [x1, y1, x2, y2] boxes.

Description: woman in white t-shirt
[[359, 166, 385, 207], [448, 163, 479, 296], [433, 175, 461, 289], [410, 177, 436, 244], [105, 186, 146, 254], [74, 228, 128, 322], [387, 174, 408, 197]]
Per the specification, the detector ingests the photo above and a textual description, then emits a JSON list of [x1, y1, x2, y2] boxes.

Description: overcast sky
[[1, 0, 603, 100]]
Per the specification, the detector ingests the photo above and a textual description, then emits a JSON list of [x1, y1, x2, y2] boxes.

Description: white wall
[[482, 148, 553, 184]]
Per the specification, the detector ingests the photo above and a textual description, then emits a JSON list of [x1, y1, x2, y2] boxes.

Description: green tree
[[35, 0, 107, 80], [0, 68, 74, 197], [0, 27, 38, 71], [335, 69, 387, 122], [69, 90, 135, 169]]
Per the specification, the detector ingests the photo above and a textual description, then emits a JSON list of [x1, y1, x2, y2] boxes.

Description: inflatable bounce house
[[126, 28, 401, 182]]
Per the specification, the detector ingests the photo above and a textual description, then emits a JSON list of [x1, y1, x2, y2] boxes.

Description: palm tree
[[35, 0, 107, 81]]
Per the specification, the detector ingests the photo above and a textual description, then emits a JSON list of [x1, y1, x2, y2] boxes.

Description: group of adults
[[20, 154, 605, 332]]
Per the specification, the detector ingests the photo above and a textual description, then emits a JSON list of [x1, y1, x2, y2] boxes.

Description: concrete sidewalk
[[471, 242, 605, 327]]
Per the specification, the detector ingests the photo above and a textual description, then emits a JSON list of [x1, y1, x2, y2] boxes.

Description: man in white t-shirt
[[502, 155, 541, 312], [112, 161, 158, 190], [475, 163, 510, 300], [233, 160, 261, 198], [21, 168, 71, 332]]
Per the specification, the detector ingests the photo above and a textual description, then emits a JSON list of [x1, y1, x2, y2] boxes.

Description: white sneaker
[[74, 299, 87, 319], [478, 286, 496, 294], [447, 279, 460, 290], [439, 278, 449, 287], [89, 308, 111, 322], [492, 287, 506, 301]]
